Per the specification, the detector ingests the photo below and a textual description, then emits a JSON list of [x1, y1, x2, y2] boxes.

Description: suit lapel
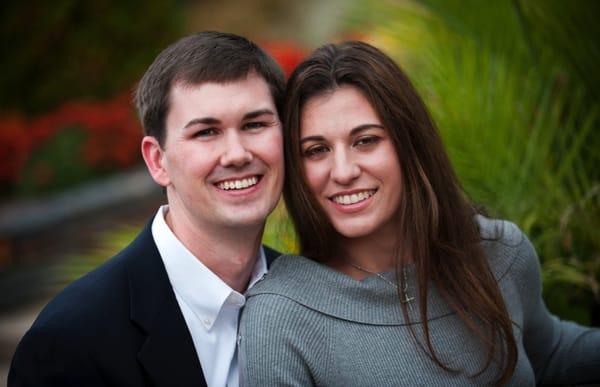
[[136, 296, 206, 387], [125, 223, 206, 387]]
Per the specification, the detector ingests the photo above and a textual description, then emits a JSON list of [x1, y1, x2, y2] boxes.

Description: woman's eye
[[354, 136, 380, 147], [244, 121, 266, 130], [303, 145, 329, 158]]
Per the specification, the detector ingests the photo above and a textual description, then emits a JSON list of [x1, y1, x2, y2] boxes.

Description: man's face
[[145, 73, 284, 232]]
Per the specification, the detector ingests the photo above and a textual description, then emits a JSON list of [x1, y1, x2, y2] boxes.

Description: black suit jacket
[[8, 221, 279, 387]]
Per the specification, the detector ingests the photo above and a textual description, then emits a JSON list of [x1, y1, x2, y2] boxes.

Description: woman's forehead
[[300, 86, 381, 136]]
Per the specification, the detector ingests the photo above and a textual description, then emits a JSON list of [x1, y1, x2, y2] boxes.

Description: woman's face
[[299, 85, 403, 241]]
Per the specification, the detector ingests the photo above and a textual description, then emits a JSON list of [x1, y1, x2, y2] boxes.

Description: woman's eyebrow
[[300, 135, 325, 145], [300, 124, 384, 145], [350, 124, 384, 136]]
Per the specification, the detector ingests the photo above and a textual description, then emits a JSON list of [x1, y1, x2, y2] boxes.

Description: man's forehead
[[165, 75, 277, 130], [171, 70, 271, 93], [170, 73, 272, 100]]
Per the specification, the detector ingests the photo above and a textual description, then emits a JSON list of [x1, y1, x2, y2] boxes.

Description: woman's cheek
[[304, 162, 328, 195]]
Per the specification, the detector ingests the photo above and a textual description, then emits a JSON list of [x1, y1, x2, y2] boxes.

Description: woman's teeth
[[331, 190, 375, 205]]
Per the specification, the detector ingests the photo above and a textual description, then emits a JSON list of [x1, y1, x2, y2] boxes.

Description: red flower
[[261, 41, 308, 78], [0, 90, 143, 190], [0, 114, 31, 182]]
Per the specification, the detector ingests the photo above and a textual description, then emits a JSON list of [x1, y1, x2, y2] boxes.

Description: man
[[8, 31, 285, 387]]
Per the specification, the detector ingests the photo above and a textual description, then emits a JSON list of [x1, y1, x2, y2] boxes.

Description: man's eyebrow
[[243, 109, 276, 120], [300, 124, 384, 145], [183, 117, 221, 129]]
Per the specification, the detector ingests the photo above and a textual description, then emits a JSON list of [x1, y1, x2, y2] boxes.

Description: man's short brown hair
[[135, 31, 285, 146]]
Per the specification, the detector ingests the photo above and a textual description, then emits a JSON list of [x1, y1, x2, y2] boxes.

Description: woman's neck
[[329, 231, 398, 278]]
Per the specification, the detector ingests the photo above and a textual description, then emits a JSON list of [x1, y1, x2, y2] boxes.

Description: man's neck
[[164, 208, 264, 293]]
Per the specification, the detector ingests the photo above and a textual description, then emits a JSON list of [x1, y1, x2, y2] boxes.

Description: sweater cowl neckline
[[247, 218, 521, 325], [247, 255, 456, 325]]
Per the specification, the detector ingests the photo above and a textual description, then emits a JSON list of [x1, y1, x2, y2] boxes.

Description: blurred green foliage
[[57, 223, 141, 286], [262, 201, 299, 254], [0, 1, 184, 113], [347, 0, 600, 324], [16, 126, 95, 195]]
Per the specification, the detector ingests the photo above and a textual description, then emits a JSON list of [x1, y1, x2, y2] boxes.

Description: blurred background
[[0, 0, 598, 382]]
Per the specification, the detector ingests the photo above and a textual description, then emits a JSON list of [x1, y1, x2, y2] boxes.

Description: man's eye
[[303, 145, 329, 159], [194, 128, 218, 137], [354, 136, 380, 147]]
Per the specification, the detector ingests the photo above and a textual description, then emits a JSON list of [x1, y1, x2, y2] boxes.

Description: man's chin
[[217, 210, 271, 230]]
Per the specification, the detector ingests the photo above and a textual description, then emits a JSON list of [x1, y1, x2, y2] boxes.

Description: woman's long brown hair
[[283, 41, 517, 385]]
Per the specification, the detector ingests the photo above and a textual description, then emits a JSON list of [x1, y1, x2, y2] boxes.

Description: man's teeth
[[331, 190, 375, 205], [217, 176, 258, 190]]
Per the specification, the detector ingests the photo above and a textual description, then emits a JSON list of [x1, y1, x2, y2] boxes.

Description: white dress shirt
[[151, 205, 267, 387]]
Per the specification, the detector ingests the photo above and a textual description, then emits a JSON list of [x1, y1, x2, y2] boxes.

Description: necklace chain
[[347, 261, 414, 303]]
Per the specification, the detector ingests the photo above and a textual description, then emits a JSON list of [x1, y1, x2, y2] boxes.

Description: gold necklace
[[347, 261, 414, 303]]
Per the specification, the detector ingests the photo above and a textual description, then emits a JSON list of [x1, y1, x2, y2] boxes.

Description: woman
[[239, 42, 599, 386]]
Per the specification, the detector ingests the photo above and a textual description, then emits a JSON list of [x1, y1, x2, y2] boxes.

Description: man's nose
[[220, 131, 253, 167], [330, 148, 360, 185]]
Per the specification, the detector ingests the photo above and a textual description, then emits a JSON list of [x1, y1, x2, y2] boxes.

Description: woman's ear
[[141, 136, 170, 187]]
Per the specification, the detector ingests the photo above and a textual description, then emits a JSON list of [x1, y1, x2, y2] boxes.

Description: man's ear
[[141, 136, 170, 187]]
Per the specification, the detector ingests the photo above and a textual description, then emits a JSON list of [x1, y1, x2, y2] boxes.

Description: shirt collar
[[151, 205, 267, 330]]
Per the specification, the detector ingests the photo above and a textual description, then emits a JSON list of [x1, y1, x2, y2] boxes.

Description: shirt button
[[203, 318, 211, 326]]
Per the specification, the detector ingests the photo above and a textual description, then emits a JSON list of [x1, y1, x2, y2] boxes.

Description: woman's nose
[[330, 148, 360, 185]]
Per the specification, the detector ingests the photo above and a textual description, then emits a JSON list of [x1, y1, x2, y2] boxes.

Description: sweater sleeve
[[239, 293, 330, 387], [512, 227, 600, 385]]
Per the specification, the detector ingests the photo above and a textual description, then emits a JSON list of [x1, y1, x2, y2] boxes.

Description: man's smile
[[216, 175, 261, 191]]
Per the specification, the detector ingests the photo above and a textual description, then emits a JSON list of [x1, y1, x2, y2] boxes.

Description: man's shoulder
[[31, 222, 158, 335], [32, 248, 132, 337], [8, 220, 189, 385]]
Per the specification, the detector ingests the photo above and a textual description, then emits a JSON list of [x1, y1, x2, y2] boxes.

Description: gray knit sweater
[[239, 218, 600, 386]]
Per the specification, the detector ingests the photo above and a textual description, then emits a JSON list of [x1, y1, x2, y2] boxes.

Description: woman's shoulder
[[476, 215, 524, 244], [248, 254, 326, 296], [475, 215, 540, 284], [242, 255, 332, 332]]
